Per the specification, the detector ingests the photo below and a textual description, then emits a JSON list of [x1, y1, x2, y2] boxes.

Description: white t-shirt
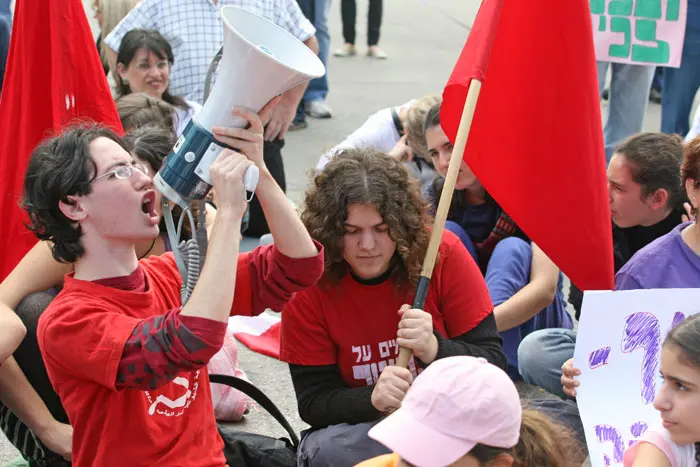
[[623, 424, 695, 467], [316, 100, 414, 171], [174, 100, 202, 136]]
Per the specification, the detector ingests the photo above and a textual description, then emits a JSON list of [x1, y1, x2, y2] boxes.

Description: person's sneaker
[[367, 46, 388, 59], [333, 43, 357, 57], [288, 120, 308, 131], [305, 100, 332, 119]]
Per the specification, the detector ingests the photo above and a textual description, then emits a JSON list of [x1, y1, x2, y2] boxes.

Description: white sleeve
[[103, 0, 159, 53], [276, 0, 316, 42]]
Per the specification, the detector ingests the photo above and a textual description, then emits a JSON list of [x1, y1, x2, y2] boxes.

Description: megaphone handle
[[243, 166, 259, 193]]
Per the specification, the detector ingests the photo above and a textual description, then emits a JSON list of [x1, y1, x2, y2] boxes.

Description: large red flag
[[0, 0, 123, 280], [441, 0, 614, 291]]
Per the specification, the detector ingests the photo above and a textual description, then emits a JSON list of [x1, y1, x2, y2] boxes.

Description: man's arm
[[263, 35, 319, 141], [493, 243, 560, 332]]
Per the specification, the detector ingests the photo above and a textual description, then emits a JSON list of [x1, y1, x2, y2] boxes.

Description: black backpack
[[210, 374, 299, 467]]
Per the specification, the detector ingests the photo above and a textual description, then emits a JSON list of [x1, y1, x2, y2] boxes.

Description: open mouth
[[141, 191, 159, 219]]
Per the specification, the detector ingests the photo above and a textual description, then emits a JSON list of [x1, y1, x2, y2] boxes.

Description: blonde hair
[[404, 94, 442, 159], [99, 0, 140, 65], [470, 408, 586, 467]]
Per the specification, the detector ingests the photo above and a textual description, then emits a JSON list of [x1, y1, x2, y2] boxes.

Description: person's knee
[[493, 237, 531, 263], [517, 329, 553, 376], [16, 291, 55, 328]]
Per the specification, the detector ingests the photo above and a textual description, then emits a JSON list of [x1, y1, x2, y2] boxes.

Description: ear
[[648, 188, 670, 210], [686, 178, 699, 210], [116, 62, 128, 81], [59, 196, 87, 222]]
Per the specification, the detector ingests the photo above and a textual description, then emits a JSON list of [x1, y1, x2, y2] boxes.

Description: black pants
[[245, 138, 287, 237], [341, 0, 383, 47]]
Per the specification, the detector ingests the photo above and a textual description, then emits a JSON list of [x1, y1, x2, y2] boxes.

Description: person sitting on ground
[[316, 95, 440, 193], [422, 102, 569, 380], [114, 29, 199, 135], [519, 132, 686, 398], [15, 102, 322, 465], [0, 124, 189, 465], [561, 137, 700, 400], [357, 356, 585, 467], [281, 148, 506, 467], [623, 314, 700, 466]]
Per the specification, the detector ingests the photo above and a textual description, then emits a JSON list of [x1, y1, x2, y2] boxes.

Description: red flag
[[441, 0, 614, 291], [229, 315, 282, 359], [0, 0, 123, 280]]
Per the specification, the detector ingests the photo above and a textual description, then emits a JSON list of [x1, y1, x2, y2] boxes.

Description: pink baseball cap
[[368, 356, 522, 467]]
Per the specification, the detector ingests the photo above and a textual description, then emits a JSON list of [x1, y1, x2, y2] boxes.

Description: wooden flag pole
[[396, 79, 483, 369]]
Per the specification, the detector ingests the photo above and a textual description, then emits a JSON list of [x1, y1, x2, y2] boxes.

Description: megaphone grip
[[244, 166, 259, 193]]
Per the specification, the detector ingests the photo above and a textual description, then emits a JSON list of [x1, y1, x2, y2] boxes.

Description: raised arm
[[493, 242, 559, 332], [213, 100, 319, 259]]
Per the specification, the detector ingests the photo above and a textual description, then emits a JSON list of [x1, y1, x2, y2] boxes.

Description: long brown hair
[[470, 409, 586, 467], [301, 147, 431, 287]]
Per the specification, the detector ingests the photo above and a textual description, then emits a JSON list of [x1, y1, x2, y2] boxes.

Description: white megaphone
[[153, 6, 326, 208]]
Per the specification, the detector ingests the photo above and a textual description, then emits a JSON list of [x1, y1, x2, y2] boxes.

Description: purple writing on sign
[[589, 346, 611, 369], [622, 312, 660, 405], [672, 312, 686, 329], [595, 424, 624, 466]]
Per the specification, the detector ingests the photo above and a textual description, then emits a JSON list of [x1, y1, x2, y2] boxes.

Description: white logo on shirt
[[145, 370, 199, 417]]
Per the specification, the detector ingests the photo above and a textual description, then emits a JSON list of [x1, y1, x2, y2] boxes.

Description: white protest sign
[[591, 0, 688, 67], [574, 289, 700, 467]]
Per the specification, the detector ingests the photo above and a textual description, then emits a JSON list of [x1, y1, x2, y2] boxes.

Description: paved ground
[[1, 0, 670, 464]]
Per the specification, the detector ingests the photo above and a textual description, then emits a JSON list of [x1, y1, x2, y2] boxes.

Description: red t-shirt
[[280, 231, 493, 387], [37, 245, 324, 467]]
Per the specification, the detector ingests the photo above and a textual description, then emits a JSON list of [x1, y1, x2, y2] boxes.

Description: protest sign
[[592, 0, 687, 67], [575, 289, 700, 466]]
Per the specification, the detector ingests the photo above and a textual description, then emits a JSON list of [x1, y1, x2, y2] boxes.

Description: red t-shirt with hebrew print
[[280, 230, 493, 387]]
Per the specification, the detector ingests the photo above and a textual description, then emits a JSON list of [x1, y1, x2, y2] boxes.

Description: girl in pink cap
[[359, 356, 584, 467]]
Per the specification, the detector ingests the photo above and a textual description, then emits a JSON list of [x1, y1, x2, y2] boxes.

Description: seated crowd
[[2, 8, 700, 467]]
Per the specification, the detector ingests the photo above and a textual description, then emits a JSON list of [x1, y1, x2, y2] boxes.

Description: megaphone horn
[[153, 6, 326, 208]]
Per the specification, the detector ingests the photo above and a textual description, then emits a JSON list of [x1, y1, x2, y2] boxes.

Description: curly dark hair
[[302, 147, 432, 287], [22, 125, 131, 263]]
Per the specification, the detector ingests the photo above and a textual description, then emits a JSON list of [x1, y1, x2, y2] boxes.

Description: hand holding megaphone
[[209, 150, 256, 218], [211, 97, 281, 175]]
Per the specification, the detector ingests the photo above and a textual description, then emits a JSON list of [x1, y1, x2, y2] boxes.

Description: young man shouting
[[23, 106, 322, 466]]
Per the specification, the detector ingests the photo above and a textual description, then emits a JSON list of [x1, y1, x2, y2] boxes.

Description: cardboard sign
[[592, 0, 688, 67], [574, 289, 700, 466]]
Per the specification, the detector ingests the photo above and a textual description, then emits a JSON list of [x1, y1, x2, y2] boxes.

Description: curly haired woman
[[280, 148, 507, 467]]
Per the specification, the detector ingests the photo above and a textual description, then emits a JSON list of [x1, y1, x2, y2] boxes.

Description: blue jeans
[[661, 0, 700, 136], [295, 0, 330, 122], [445, 221, 572, 380], [597, 61, 655, 163], [518, 328, 576, 398]]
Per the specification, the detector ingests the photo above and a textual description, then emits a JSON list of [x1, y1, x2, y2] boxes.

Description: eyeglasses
[[94, 163, 149, 183]]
